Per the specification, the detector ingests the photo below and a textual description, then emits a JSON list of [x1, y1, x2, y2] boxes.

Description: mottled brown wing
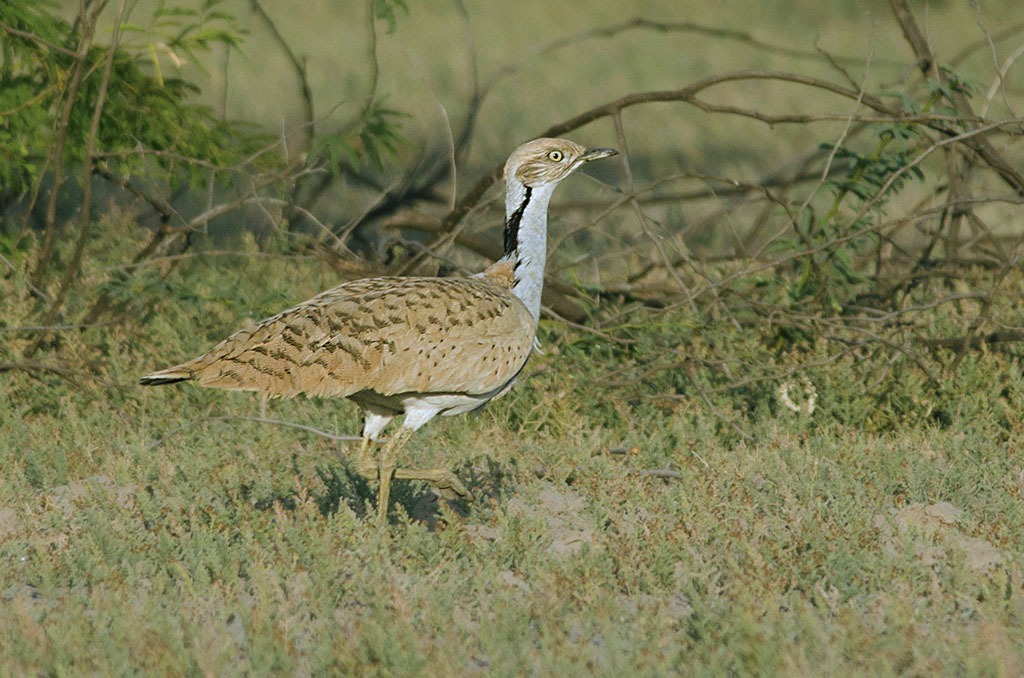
[[147, 276, 535, 400]]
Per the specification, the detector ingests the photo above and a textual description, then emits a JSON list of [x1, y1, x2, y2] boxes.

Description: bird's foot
[[353, 437, 379, 481], [394, 467, 470, 501], [355, 459, 378, 482]]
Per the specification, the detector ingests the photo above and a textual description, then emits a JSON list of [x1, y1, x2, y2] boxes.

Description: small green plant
[[313, 103, 407, 172], [775, 120, 927, 313]]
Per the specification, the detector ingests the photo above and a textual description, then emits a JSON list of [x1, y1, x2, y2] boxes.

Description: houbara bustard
[[140, 138, 617, 523]]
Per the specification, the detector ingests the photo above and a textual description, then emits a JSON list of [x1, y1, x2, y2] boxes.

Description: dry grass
[[3, 246, 1024, 675]]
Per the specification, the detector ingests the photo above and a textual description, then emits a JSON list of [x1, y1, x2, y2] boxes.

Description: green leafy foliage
[[120, 0, 246, 81], [0, 0, 270, 200], [77, 49, 273, 185], [313, 104, 407, 173], [0, 0, 64, 197], [925, 67, 976, 115], [768, 120, 928, 313], [824, 123, 926, 200]]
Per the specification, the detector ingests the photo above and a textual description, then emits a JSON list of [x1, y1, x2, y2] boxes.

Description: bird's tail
[[138, 365, 195, 386]]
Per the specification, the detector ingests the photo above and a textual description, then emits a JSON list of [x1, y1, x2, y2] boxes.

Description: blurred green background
[[100, 0, 1021, 176]]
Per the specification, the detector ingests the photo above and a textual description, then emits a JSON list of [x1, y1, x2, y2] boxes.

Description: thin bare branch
[[30, 0, 109, 287], [35, 0, 129, 341], [146, 415, 363, 451]]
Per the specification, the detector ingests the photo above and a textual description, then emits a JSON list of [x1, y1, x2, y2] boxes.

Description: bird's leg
[[393, 467, 469, 500], [354, 412, 393, 482], [376, 426, 415, 525], [354, 436, 377, 481]]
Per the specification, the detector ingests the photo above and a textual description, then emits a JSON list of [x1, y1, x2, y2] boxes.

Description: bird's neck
[[501, 179, 556, 326]]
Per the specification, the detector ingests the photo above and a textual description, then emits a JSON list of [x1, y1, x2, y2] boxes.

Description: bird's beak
[[580, 147, 618, 162]]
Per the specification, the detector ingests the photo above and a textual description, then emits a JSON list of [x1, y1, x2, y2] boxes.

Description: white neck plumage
[[500, 178, 557, 327]]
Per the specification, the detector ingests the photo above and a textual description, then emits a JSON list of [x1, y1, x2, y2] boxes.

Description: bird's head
[[505, 138, 618, 188]]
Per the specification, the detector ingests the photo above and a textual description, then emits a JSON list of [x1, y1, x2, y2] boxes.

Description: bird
[[139, 138, 617, 524]]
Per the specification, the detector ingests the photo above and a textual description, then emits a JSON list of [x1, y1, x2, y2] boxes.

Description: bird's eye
[[547, 150, 564, 162]]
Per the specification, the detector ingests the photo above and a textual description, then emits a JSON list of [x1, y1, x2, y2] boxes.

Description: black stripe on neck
[[503, 186, 532, 258]]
